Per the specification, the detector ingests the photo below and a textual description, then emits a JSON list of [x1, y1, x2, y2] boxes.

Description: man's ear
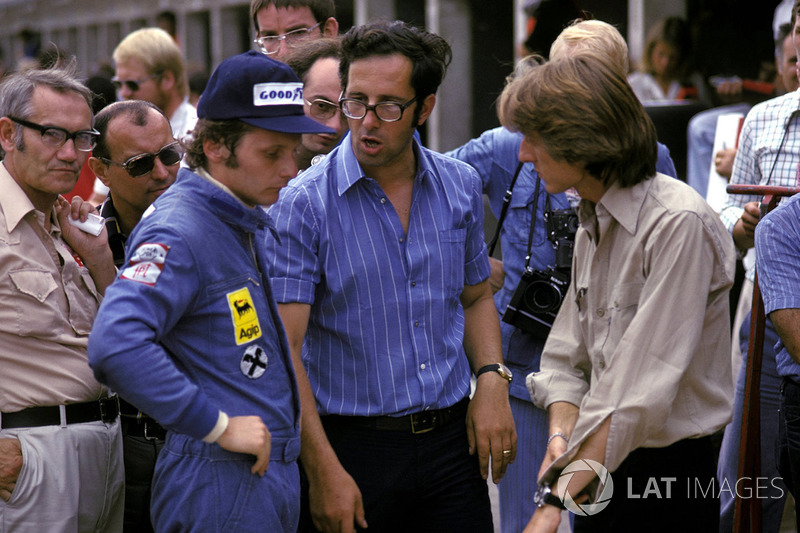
[[414, 93, 436, 127], [88, 157, 112, 188], [321, 17, 339, 37], [203, 138, 231, 164], [0, 117, 18, 153], [158, 70, 176, 92]]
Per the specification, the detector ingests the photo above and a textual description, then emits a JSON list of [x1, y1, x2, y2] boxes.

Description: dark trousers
[[779, 377, 800, 529], [299, 405, 493, 533], [121, 421, 164, 533], [573, 436, 719, 533]]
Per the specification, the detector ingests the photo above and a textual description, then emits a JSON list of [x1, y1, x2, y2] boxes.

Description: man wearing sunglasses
[[268, 20, 515, 533], [251, 0, 339, 61], [87, 99, 179, 533], [88, 51, 335, 532], [0, 65, 123, 531], [285, 37, 348, 171]]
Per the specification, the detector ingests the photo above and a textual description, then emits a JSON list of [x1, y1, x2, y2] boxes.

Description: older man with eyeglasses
[[251, 0, 339, 61], [0, 64, 123, 532], [87, 99, 180, 533]]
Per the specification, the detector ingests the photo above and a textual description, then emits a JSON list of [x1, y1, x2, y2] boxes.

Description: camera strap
[[522, 177, 543, 271], [487, 162, 524, 257]]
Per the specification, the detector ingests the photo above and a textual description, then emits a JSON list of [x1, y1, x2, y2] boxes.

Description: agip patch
[[227, 287, 262, 345]]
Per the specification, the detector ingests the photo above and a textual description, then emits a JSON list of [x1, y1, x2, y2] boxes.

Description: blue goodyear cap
[[198, 50, 334, 134]]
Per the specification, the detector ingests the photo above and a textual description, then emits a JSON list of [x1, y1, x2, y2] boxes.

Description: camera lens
[[524, 280, 563, 313]]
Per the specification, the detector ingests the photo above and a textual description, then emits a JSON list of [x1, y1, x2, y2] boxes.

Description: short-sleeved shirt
[[267, 132, 491, 417], [755, 193, 800, 381]]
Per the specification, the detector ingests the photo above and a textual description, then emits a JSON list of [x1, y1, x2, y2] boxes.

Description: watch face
[[498, 364, 513, 381]]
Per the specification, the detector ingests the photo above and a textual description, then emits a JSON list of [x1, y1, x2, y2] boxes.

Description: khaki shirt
[[528, 173, 735, 477], [0, 163, 106, 412]]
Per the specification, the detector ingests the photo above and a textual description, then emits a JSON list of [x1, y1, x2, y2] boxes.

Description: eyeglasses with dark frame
[[110, 73, 159, 92], [98, 141, 183, 178], [304, 98, 341, 121], [253, 21, 323, 55], [8, 116, 99, 152], [338, 96, 418, 122]]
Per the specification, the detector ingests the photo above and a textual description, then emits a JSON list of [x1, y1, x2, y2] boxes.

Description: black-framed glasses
[[8, 116, 99, 152], [98, 141, 183, 177], [110, 73, 159, 92], [304, 98, 340, 121], [253, 21, 323, 55], [339, 96, 418, 122]]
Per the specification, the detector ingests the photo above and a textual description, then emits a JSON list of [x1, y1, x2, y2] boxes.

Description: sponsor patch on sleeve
[[227, 287, 262, 345], [253, 82, 303, 106], [120, 243, 170, 286]]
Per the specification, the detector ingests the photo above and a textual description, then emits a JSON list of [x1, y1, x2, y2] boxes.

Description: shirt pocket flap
[[10, 269, 58, 303]]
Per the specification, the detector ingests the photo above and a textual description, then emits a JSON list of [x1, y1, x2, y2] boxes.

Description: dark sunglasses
[[98, 141, 183, 177], [110, 73, 159, 92]]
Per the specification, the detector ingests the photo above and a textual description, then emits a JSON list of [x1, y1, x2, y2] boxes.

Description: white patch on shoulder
[[141, 204, 156, 219], [120, 243, 170, 286]]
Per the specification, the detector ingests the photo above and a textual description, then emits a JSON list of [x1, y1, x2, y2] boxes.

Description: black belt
[[0, 396, 120, 429], [322, 397, 469, 434], [119, 398, 167, 440]]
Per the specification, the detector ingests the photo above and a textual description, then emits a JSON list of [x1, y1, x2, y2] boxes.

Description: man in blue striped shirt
[[268, 20, 516, 533], [755, 193, 800, 531]]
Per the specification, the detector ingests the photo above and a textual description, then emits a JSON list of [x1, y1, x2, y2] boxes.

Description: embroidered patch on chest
[[240, 344, 268, 379], [227, 287, 263, 345], [120, 243, 170, 286]]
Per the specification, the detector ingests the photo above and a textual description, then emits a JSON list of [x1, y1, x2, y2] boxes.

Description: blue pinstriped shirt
[[266, 132, 491, 417], [755, 193, 800, 380]]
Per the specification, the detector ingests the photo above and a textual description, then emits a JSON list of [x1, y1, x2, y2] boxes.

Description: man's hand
[[0, 438, 22, 502], [216, 416, 272, 476], [522, 504, 561, 533], [714, 147, 737, 179], [538, 432, 568, 480], [732, 201, 762, 250], [488, 257, 505, 294], [307, 461, 367, 533], [467, 374, 517, 483], [55, 195, 115, 293]]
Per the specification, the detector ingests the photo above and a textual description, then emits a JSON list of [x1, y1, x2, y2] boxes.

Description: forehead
[[29, 85, 91, 128], [346, 54, 413, 95], [106, 109, 173, 157], [115, 58, 150, 78], [304, 57, 341, 94], [256, 4, 317, 34]]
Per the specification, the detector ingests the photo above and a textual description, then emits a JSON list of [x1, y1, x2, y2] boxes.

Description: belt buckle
[[410, 411, 437, 434], [143, 421, 159, 441], [99, 396, 119, 423]]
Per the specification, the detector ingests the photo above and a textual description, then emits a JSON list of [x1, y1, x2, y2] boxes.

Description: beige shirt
[[528, 173, 736, 477], [0, 163, 106, 412]]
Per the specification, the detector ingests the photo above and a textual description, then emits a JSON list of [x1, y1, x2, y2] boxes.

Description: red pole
[[727, 185, 798, 533]]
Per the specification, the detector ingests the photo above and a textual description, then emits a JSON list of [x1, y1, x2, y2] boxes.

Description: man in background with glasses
[[285, 37, 348, 172], [87, 99, 180, 533], [268, 20, 515, 533], [0, 64, 123, 532], [251, 0, 339, 61]]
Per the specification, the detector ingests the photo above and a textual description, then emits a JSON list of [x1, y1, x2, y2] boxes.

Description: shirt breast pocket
[[439, 228, 466, 292], [605, 281, 644, 351], [9, 269, 60, 336]]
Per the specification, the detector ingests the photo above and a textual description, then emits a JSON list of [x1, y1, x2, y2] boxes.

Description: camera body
[[503, 208, 578, 338]]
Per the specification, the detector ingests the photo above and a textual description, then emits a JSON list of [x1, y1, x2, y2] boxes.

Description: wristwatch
[[533, 484, 566, 510], [476, 363, 513, 382]]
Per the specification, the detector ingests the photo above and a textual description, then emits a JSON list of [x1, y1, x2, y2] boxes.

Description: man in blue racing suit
[[88, 50, 334, 532]]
